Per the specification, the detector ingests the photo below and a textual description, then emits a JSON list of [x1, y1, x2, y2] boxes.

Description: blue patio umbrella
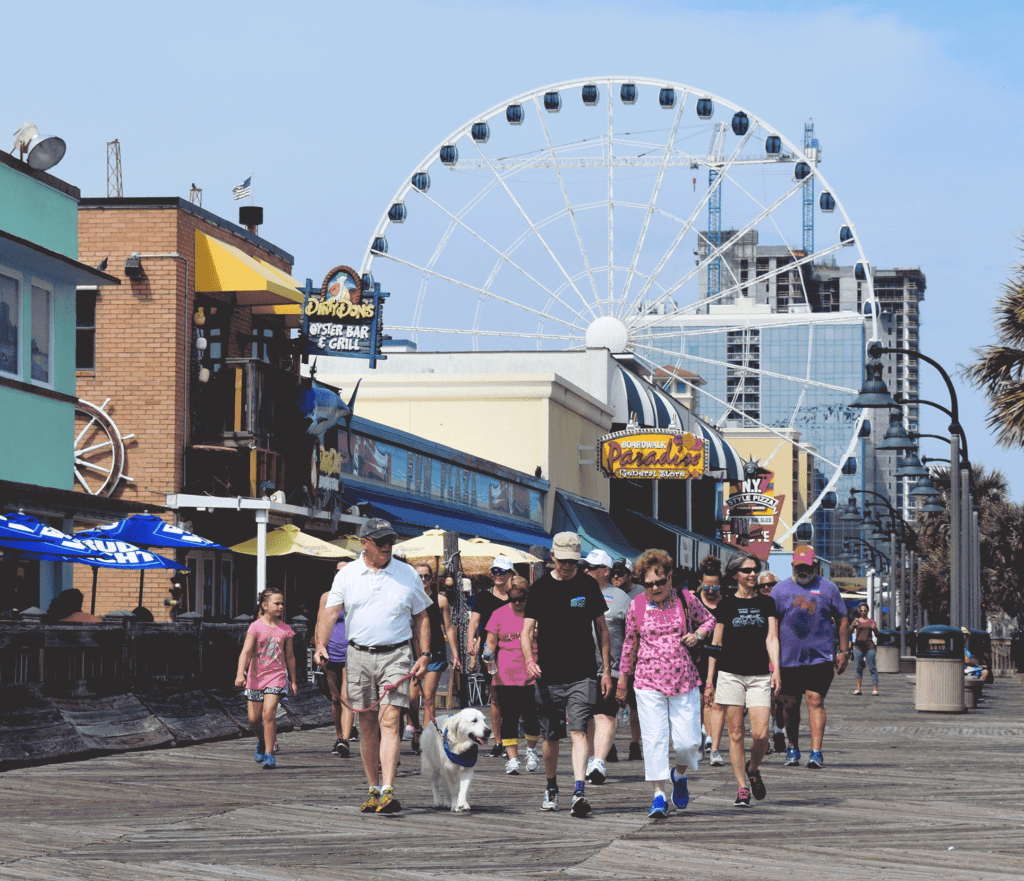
[[0, 513, 101, 558], [15, 539, 181, 615], [76, 515, 222, 610]]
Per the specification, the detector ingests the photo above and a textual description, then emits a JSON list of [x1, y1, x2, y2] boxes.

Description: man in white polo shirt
[[315, 518, 431, 814]]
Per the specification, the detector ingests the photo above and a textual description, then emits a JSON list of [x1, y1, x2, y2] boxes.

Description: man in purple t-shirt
[[773, 545, 851, 770]]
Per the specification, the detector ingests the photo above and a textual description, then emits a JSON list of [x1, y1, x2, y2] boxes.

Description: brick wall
[[75, 203, 295, 618]]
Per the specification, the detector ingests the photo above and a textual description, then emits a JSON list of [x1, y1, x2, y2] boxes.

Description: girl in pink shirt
[[235, 588, 297, 769]]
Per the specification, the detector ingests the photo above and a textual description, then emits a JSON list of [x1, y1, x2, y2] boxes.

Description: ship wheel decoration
[[74, 397, 136, 496]]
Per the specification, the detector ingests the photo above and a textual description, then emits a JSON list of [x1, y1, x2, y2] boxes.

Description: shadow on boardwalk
[[1, 674, 1023, 881]]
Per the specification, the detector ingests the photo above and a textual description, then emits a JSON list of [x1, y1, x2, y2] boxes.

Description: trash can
[[915, 625, 965, 713], [876, 628, 900, 674]]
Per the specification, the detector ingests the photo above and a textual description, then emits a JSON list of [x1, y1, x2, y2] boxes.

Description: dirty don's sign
[[598, 430, 706, 480]]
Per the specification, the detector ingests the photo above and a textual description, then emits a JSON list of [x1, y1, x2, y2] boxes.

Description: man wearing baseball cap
[[315, 519, 432, 814], [521, 532, 611, 818], [772, 545, 851, 770]]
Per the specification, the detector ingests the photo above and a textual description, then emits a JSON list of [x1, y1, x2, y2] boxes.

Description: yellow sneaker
[[376, 786, 402, 814], [360, 788, 380, 813]]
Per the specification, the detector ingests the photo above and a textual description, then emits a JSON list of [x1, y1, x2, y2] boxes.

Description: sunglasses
[[490, 567, 512, 575], [760, 581, 777, 588], [420, 573, 432, 581], [644, 577, 669, 589], [737, 567, 760, 574]]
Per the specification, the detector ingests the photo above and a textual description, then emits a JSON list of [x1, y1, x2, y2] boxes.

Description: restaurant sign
[[598, 429, 706, 480], [720, 458, 785, 561], [300, 265, 390, 368]]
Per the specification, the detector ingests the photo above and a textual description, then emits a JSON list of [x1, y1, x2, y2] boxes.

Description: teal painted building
[[0, 149, 121, 613]]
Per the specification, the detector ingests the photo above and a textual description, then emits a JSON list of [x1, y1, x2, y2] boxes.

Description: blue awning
[[342, 483, 550, 550], [553, 492, 642, 561], [613, 366, 743, 480]]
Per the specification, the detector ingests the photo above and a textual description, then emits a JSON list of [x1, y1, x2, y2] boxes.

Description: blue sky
[[5, 0, 1022, 498]]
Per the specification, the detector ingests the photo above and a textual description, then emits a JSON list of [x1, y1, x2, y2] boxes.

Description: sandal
[[852, 690, 862, 695], [871, 690, 879, 696]]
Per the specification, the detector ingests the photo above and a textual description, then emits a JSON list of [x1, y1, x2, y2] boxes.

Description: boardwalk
[[1, 673, 1023, 881]]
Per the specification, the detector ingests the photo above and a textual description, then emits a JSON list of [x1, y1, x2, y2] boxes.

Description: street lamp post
[[855, 342, 969, 628]]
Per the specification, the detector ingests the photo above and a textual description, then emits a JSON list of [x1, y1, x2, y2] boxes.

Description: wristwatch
[[420, 651, 431, 658]]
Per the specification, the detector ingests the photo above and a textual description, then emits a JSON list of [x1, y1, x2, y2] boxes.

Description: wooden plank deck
[[1, 673, 1022, 880]]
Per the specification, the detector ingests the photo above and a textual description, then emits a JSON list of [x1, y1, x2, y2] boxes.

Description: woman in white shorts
[[704, 552, 780, 807]]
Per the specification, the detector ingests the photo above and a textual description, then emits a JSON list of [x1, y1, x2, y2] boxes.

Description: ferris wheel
[[360, 77, 879, 541]]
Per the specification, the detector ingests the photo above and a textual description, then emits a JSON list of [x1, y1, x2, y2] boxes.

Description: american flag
[[232, 176, 251, 200]]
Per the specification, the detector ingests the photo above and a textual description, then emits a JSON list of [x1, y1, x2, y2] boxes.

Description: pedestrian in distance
[[695, 555, 726, 766], [314, 518, 432, 814], [468, 556, 514, 758], [617, 549, 715, 819], [610, 557, 644, 761], [705, 553, 781, 807], [316, 561, 356, 759], [851, 603, 879, 696], [407, 562, 461, 753], [235, 588, 298, 769], [757, 570, 785, 752], [773, 545, 851, 770], [521, 532, 611, 818]]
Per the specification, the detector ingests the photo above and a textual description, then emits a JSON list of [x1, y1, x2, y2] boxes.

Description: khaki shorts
[[346, 643, 413, 710], [714, 671, 772, 708]]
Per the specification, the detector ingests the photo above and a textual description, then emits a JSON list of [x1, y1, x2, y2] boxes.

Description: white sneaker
[[709, 749, 724, 766], [504, 757, 521, 775], [587, 757, 607, 785], [585, 755, 597, 779], [526, 747, 540, 772]]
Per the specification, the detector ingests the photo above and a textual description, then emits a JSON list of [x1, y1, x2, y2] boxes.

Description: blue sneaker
[[807, 749, 824, 769], [262, 753, 276, 769], [670, 768, 689, 809], [648, 793, 670, 819], [785, 746, 801, 766], [254, 743, 266, 763]]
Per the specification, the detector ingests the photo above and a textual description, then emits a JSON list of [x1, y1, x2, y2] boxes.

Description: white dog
[[420, 708, 491, 812]]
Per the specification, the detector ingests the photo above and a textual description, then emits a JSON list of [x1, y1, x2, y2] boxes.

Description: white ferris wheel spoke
[[533, 95, 602, 305], [642, 239, 849, 327], [630, 349, 843, 472], [637, 339, 859, 396], [376, 252, 580, 329], [618, 93, 686, 316], [607, 89, 615, 309], [387, 325, 577, 341], [416, 188, 588, 324], [471, 126, 596, 320], [641, 173, 807, 317]]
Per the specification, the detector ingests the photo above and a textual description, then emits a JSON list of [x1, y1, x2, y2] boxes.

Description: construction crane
[[706, 121, 728, 298], [803, 119, 821, 254]]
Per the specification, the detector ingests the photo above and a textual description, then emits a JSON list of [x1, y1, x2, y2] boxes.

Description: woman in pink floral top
[[617, 549, 715, 819]]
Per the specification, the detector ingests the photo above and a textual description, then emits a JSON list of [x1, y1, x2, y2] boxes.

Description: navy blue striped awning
[[612, 366, 742, 480]]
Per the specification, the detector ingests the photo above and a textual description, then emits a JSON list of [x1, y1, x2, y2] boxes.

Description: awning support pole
[[255, 508, 268, 603]]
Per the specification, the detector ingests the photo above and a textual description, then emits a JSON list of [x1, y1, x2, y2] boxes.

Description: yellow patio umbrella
[[462, 536, 542, 564], [393, 528, 471, 559], [330, 534, 363, 555], [229, 524, 356, 559]]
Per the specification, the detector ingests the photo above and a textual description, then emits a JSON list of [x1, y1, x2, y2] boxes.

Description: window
[[76, 290, 96, 370], [30, 284, 52, 384], [0, 273, 20, 377]]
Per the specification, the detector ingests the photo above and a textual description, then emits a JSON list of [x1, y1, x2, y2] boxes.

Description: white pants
[[635, 686, 701, 781]]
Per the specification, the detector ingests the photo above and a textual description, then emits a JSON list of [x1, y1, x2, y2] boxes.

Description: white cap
[[584, 549, 613, 569], [491, 556, 514, 572]]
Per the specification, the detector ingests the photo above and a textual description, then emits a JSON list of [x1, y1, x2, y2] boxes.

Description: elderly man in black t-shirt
[[521, 532, 611, 818]]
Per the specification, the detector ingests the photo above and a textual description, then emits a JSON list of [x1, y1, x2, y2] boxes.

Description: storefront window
[[0, 273, 19, 377]]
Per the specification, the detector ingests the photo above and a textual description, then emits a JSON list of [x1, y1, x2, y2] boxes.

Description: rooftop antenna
[[106, 139, 122, 197], [189, 183, 202, 206]]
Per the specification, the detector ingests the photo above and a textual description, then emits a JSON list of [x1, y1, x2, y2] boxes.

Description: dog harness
[[442, 727, 479, 768]]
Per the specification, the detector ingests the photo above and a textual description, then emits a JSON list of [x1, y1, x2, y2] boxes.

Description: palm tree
[[913, 465, 1015, 623], [965, 239, 1024, 447]]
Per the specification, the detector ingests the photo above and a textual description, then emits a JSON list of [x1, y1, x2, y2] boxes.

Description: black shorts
[[593, 677, 620, 716], [494, 684, 540, 743], [535, 679, 596, 741], [780, 663, 835, 699]]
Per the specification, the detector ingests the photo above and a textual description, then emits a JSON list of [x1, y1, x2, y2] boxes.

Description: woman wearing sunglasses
[[617, 549, 715, 819], [467, 556, 514, 757], [704, 552, 781, 807]]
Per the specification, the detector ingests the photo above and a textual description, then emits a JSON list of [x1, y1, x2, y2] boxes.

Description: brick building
[[75, 198, 312, 618]]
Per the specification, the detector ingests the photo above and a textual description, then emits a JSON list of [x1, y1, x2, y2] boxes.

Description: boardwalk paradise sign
[[598, 429, 706, 480]]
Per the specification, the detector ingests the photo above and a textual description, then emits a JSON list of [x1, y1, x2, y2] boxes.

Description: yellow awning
[[195, 230, 304, 306]]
